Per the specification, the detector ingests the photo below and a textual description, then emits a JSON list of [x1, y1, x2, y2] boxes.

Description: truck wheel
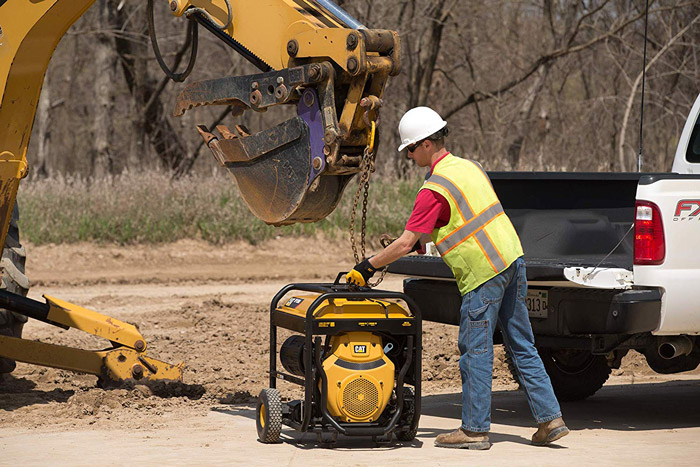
[[395, 386, 417, 441], [537, 347, 611, 401], [256, 388, 282, 443], [0, 204, 30, 375]]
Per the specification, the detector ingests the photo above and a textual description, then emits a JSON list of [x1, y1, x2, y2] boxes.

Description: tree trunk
[[395, 0, 454, 177], [617, 12, 700, 171], [91, 0, 116, 178], [34, 70, 52, 178], [506, 64, 549, 169], [109, 1, 190, 174]]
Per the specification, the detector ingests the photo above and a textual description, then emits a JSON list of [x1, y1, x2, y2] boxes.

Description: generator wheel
[[0, 204, 30, 375], [256, 388, 282, 443], [395, 386, 417, 441]]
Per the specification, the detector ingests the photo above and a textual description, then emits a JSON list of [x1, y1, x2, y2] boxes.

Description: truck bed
[[389, 172, 664, 281]]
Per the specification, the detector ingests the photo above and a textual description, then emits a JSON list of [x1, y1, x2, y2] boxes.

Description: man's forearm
[[368, 230, 422, 269]]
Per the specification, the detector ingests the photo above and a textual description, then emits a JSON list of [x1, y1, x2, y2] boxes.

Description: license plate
[[526, 289, 548, 318]]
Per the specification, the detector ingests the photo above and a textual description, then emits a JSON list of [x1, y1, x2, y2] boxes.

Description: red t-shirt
[[405, 153, 451, 234]]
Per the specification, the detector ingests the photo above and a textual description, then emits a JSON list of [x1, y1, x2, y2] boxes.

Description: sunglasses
[[406, 139, 425, 153]]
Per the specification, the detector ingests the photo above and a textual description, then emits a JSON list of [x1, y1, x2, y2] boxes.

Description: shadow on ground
[[421, 379, 700, 436], [212, 404, 425, 450], [213, 379, 700, 449], [0, 374, 207, 412], [0, 375, 74, 411]]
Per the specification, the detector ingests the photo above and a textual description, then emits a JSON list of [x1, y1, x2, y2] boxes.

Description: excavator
[[0, 0, 400, 385]]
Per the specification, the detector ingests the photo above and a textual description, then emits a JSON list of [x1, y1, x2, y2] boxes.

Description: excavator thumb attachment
[[197, 116, 351, 226], [181, 65, 356, 226], [0, 290, 184, 385]]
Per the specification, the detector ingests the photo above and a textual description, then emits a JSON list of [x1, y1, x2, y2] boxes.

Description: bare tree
[[34, 70, 52, 179], [108, 1, 193, 173], [617, 10, 700, 171], [91, 0, 117, 177], [31, 0, 700, 177]]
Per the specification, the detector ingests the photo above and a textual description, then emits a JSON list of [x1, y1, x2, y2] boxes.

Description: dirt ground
[[1, 238, 699, 464]]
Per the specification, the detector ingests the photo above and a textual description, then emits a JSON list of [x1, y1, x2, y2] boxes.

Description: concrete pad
[[2, 379, 699, 466]]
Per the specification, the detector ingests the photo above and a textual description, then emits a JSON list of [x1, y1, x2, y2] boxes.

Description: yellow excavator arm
[[0, 0, 400, 384]]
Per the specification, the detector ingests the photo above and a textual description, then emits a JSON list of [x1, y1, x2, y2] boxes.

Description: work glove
[[347, 258, 377, 287], [379, 234, 422, 253]]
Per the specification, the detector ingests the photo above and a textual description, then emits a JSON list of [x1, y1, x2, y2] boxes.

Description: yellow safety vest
[[421, 154, 523, 295]]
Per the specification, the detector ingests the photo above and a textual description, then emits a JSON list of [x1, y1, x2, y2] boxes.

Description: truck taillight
[[634, 200, 665, 265]]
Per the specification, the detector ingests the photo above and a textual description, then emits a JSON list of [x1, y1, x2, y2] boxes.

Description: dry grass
[[17, 171, 421, 245]]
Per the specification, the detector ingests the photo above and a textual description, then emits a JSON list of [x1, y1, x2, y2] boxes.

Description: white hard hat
[[397, 107, 447, 152]]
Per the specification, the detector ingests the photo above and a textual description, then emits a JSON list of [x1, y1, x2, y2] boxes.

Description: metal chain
[[349, 142, 388, 288]]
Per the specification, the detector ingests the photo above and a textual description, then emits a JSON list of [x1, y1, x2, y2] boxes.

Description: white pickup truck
[[388, 93, 700, 401]]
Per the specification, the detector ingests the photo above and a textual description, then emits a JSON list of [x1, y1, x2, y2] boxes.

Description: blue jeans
[[458, 256, 561, 432]]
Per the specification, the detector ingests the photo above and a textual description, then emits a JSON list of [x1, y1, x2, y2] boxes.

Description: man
[[347, 107, 568, 450]]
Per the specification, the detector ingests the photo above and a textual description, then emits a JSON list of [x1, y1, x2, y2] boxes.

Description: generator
[[256, 278, 422, 445]]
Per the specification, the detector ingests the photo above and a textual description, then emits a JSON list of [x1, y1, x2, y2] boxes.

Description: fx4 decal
[[673, 199, 700, 220]]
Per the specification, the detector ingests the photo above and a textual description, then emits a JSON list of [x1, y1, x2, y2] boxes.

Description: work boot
[[531, 417, 569, 446], [435, 428, 490, 450]]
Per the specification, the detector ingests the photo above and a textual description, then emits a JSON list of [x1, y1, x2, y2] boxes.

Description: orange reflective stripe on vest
[[432, 199, 504, 257], [425, 174, 474, 222]]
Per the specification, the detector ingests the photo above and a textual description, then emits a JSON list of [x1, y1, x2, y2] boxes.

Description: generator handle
[[270, 283, 422, 322], [269, 283, 333, 314], [333, 272, 347, 284], [305, 290, 421, 322]]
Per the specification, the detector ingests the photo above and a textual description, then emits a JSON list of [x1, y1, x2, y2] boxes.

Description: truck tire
[[0, 204, 30, 375], [537, 347, 611, 401]]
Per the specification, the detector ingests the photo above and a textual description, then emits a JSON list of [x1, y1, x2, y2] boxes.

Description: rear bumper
[[402, 278, 662, 335], [578, 289, 661, 334]]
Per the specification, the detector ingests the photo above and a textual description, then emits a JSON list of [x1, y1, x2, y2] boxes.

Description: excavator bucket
[[173, 19, 401, 227], [178, 65, 361, 226], [196, 114, 352, 226]]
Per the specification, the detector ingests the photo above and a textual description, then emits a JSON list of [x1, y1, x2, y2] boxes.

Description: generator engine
[[280, 332, 394, 423], [322, 332, 394, 423]]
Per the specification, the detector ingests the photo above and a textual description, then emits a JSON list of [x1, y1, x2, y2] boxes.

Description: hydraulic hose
[[147, 0, 198, 82]]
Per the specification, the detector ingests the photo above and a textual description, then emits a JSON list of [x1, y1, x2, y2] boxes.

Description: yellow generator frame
[[258, 280, 422, 444]]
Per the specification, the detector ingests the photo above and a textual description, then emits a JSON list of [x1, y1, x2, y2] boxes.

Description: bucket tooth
[[215, 124, 237, 140], [196, 125, 217, 145], [233, 125, 252, 138], [196, 125, 229, 167]]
